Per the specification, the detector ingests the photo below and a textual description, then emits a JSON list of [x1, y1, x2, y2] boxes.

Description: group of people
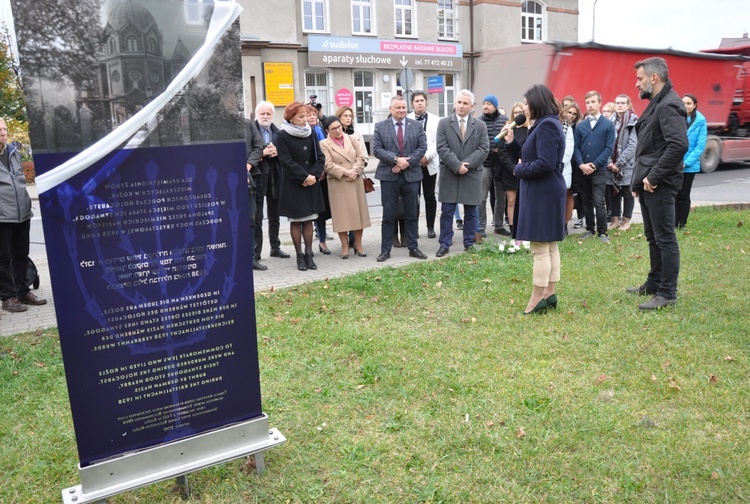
[[245, 100, 372, 272], [245, 56, 703, 312]]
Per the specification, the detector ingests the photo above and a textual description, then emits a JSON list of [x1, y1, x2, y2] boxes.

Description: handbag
[[363, 175, 375, 193]]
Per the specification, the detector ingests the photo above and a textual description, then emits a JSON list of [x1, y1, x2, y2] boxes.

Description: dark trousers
[[579, 169, 608, 235], [421, 167, 437, 230], [0, 220, 31, 301], [675, 172, 696, 228], [640, 188, 680, 299], [611, 186, 635, 219], [381, 174, 420, 252], [254, 184, 281, 259], [439, 203, 477, 249]]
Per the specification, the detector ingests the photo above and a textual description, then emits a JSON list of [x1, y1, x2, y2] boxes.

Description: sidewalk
[[2, 170, 745, 337]]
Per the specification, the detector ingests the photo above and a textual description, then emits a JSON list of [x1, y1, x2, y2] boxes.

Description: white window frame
[[302, 0, 329, 33], [304, 69, 332, 115], [185, 0, 210, 26], [352, 0, 374, 35], [437, 73, 456, 117], [394, 0, 416, 38], [438, 0, 458, 40], [520, 0, 546, 43]]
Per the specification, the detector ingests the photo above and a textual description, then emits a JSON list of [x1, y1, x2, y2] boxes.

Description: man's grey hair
[[255, 100, 275, 115], [634, 57, 669, 82], [456, 89, 475, 105], [390, 95, 407, 105]]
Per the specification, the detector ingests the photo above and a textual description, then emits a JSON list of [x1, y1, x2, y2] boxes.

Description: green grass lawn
[[2, 206, 748, 503]]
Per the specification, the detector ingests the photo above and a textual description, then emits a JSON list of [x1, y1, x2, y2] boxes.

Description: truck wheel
[[701, 136, 721, 173]]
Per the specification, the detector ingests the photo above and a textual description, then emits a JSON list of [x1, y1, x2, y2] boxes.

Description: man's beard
[[639, 82, 653, 100]]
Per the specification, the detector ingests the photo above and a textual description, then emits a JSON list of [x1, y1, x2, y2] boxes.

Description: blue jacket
[[683, 110, 707, 174], [573, 115, 616, 171]]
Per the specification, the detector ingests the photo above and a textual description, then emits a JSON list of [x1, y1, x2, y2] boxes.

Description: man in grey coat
[[435, 90, 490, 256], [627, 57, 688, 310], [0, 118, 47, 312]]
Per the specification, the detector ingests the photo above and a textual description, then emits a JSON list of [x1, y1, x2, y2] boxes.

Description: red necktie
[[397, 121, 404, 156]]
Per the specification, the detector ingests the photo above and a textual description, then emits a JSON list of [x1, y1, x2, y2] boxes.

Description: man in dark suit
[[245, 118, 266, 270], [435, 90, 490, 256], [254, 101, 290, 262], [573, 90, 616, 244], [627, 57, 688, 310], [372, 95, 428, 262]]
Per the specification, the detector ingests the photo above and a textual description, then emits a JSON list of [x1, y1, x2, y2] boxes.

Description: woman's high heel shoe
[[296, 253, 307, 271], [523, 298, 548, 315], [353, 248, 367, 257], [304, 252, 317, 270], [318, 244, 331, 255], [545, 294, 558, 309]]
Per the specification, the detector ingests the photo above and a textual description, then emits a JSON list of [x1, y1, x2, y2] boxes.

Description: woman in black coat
[[276, 102, 326, 271], [503, 85, 566, 315]]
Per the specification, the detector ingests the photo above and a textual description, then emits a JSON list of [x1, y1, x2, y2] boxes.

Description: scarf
[[612, 110, 633, 164], [279, 121, 311, 138]]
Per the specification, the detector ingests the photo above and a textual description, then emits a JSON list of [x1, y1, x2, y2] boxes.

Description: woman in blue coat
[[504, 85, 566, 314], [675, 93, 707, 229]]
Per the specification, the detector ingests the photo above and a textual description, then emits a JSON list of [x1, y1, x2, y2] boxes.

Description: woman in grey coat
[[607, 94, 638, 231]]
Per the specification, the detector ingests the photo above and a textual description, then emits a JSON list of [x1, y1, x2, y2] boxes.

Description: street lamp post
[[592, 0, 600, 42]]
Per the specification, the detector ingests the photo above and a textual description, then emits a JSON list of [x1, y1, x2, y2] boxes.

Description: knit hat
[[482, 95, 499, 109]]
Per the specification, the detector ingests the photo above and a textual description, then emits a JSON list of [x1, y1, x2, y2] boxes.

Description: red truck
[[473, 42, 750, 172]]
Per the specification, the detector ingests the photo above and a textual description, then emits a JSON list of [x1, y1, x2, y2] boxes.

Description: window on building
[[437, 73, 455, 117], [108, 37, 118, 55], [352, 0, 373, 35], [394, 0, 414, 37], [353, 70, 374, 124], [127, 36, 139, 52], [305, 70, 330, 113], [438, 0, 457, 40], [303, 0, 327, 33], [521, 0, 545, 42], [185, 0, 212, 25]]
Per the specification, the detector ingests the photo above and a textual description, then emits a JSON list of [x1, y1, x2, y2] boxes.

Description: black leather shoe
[[2, 297, 28, 312], [296, 253, 307, 271], [252, 259, 268, 271], [270, 249, 290, 258], [376, 252, 390, 262], [456, 219, 463, 230], [523, 298, 548, 315], [19, 291, 47, 305], [436, 247, 449, 257], [464, 245, 475, 252], [639, 295, 677, 310], [318, 244, 331, 255], [626, 284, 657, 296], [304, 252, 317, 270], [409, 248, 427, 260], [427, 228, 436, 239]]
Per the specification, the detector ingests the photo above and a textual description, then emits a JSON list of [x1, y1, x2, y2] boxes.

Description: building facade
[[240, 0, 578, 139]]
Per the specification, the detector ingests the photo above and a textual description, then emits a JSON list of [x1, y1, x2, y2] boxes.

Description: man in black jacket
[[627, 57, 688, 310], [245, 119, 266, 271], [478, 95, 509, 237]]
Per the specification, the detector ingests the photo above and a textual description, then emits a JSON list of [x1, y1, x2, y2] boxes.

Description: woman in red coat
[[503, 85, 566, 314]]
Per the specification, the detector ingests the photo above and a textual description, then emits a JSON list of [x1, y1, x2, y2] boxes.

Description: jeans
[[675, 172, 696, 228], [579, 169, 608, 235], [479, 166, 506, 234], [0, 220, 31, 301], [380, 174, 420, 252], [439, 203, 477, 249], [640, 188, 680, 299], [611, 186, 635, 219]]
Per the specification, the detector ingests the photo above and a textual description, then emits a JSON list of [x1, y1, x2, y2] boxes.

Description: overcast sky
[[1, 0, 748, 56], [577, 0, 748, 52]]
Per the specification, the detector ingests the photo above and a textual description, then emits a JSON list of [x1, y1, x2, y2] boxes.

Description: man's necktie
[[397, 121, 404, 155], [589, 116, 597, 128], [460, 118, 466, 141], [263, 128, 271, 144]]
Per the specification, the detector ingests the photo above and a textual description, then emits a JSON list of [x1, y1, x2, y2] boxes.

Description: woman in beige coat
[[319, 116, 371, 258]]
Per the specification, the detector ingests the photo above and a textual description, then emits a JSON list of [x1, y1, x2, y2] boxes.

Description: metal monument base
[[61, 414, 285, 503]]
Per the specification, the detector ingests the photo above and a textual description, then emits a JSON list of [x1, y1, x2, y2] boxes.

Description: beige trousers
[[530, 241, 561, 288]]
